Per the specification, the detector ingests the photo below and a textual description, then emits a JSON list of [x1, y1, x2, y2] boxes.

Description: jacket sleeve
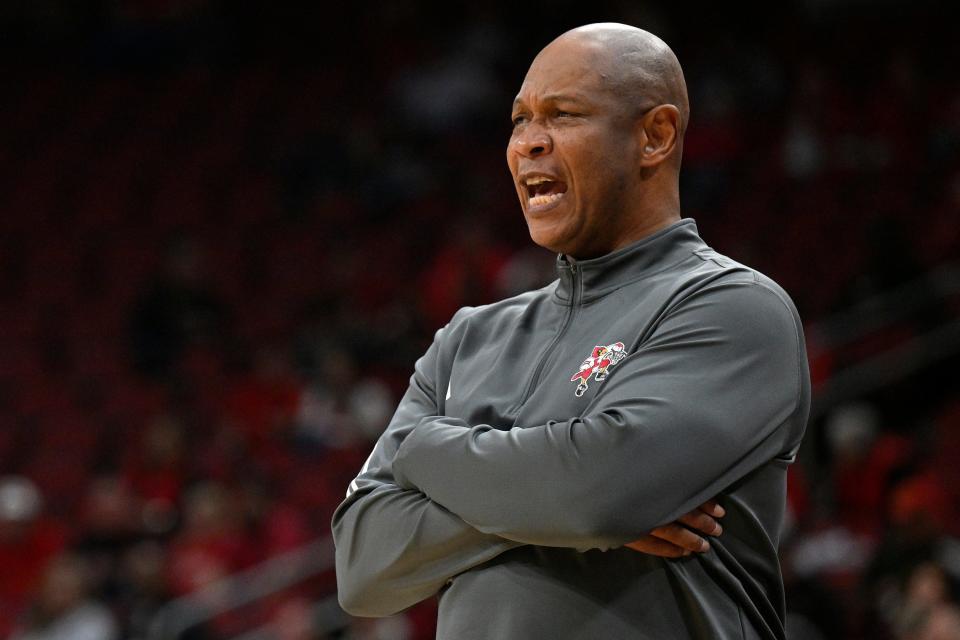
[[392, 278, 810, 551], [331, 318, 522, 618]]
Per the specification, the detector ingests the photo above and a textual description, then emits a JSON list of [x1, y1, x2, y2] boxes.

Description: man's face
[[507, 38, 640, 258]]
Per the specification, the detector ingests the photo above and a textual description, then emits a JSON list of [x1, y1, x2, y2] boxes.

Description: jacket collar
[[554, 218, 706, 304]]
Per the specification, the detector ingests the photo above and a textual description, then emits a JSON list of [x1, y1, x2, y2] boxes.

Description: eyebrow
[[512, 94, 591, 109]]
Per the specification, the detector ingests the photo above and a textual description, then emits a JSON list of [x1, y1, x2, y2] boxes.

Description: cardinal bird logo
[[570, 341, 626, 397]]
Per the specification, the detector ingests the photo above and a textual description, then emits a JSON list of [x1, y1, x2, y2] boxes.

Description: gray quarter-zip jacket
[[332, 219, 810, 639]]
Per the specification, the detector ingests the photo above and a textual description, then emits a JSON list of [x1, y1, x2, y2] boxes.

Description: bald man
[[333, 24, 809, 640]]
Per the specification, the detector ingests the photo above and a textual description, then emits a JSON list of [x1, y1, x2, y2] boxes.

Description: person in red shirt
[[0, 477, 67, 637]]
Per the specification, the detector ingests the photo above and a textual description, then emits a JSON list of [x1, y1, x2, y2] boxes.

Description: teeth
[[525, 176, 554, 186], [528, 192, 565, 207]]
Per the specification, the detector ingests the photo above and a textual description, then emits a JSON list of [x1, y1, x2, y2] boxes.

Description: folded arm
[[392, 280, 807, 550], [331, 320, 522, 617]]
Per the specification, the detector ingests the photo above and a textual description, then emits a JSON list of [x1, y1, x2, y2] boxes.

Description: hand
[[624, 500, 725, 558]]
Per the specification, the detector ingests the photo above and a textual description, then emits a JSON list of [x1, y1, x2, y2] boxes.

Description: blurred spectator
[[345, 377, 395, 443], [123, 413, 188, 515], [911, 605, 960, 640], [0, 477, 67, 638], [72, 476, 143, 602], [117, 541, 172, 640], [224, 345, 302, 449], [294, 353, 394, 449], [889, 473, 954, 538], [862, 475, 958, 639], [9, 553, 118, 640], [894, 563, 955, 638], [826, 402, 913, 536], [166, 481, 254, 596]]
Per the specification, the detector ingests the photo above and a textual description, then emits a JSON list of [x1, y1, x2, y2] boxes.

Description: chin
[[526, 222, 567, 254]]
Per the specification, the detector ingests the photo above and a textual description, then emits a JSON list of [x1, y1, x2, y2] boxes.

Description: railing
[[148, 538, 338, 640], [806, 261, 960, 418], [810, 319, 960, 418], [807, 262, 960, 349]]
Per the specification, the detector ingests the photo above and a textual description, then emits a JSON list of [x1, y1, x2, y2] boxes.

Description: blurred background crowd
[[0, 1, 957, 639]]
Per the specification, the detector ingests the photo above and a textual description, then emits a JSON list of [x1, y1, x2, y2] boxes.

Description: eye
[[511, 114, 528, 127]]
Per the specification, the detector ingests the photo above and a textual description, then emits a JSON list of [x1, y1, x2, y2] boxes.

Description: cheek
[[564, 129, 611, 170], [506, 138, 517, 165], [583, 137, 630, 189], [566, 144, 612, 202]]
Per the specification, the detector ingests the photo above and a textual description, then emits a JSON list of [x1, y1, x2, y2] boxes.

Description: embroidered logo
[[570, 342, 626, 397]]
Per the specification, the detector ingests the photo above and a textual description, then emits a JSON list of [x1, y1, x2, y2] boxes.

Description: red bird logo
[[570, 341, 626, 397]]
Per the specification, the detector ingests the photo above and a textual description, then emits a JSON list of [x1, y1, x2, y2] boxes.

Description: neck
[[563, 179, 682, 260], [566, 208, 680, 261], [612, 208, 681, 253], [609, 170, 682, 252]]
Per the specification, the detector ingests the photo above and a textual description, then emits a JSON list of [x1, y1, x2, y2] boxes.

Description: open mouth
[[524, 176, 568, 209]]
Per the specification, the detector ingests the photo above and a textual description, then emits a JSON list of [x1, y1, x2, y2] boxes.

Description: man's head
[[507, 23, 689, 259]]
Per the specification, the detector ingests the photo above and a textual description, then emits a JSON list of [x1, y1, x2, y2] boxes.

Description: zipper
[[513, 263, 581, 410]]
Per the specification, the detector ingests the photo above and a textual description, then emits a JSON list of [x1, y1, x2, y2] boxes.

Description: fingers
[[624, 501, 727, 559], [678, 509, 723, 537], [699, 500, 725, 518], [625, 535, 689, 558], [650, 523, 711, 553]]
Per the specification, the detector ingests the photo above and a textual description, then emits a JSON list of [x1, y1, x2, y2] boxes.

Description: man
[[332, 23, 810, 639]]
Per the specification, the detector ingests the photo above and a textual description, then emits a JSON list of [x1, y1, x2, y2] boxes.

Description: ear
[[637, 105, 680, 168]]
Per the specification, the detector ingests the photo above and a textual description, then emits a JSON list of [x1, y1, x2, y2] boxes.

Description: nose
[[512, 124, 553, 158]]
